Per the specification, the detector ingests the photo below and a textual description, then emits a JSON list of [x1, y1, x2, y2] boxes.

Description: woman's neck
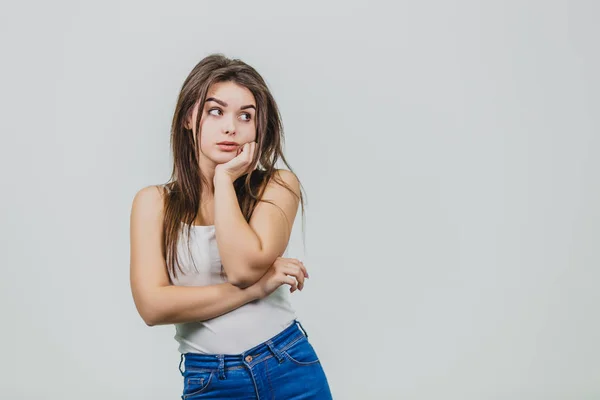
[[198, 158, 217, 193]]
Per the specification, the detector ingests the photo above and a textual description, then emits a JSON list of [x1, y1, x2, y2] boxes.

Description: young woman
[[129, 54, 333, 399]]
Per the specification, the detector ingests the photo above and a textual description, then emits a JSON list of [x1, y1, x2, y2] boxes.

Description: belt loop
[[217, 355, 226, 380], [296, 319, 309, 339], [266, 340, 284, 363], [178, 353, 185, 375]]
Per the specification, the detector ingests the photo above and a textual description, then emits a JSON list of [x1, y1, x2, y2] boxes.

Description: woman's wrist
[[213, 168, 235, 186], [245, 283, 264, 301]]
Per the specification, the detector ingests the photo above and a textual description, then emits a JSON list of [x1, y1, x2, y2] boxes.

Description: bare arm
[[134, 284, 260, 326], [214, 169, 301, 288], [129, 185, 264, 326]]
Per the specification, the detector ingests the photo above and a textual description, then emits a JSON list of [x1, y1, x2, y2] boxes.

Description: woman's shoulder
[[133, 183, 169, 201], [130, 184, 168, 224], [273, 169, 298, 182], [269, 169, 300, 194]]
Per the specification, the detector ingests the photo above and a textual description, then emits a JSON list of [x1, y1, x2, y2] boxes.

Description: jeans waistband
[[179, 319, 309, 376]]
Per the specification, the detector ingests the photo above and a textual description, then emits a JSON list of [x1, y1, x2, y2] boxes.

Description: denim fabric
[[178, 320, 333, 399]]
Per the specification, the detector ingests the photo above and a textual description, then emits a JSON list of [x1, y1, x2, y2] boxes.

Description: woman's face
[[188, 81, 257, 171]]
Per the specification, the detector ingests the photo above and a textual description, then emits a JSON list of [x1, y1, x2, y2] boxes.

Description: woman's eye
[[208, 108, 222, 116], [240, 113, 252, 121]]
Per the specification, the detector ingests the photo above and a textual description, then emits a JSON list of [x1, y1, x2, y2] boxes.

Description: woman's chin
[[211, 153, 236, 165], [199, 150, 237, 167]]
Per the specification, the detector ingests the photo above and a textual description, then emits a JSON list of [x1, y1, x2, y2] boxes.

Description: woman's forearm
[[213, 171, 266, 285], [140, 282, 262, 326]]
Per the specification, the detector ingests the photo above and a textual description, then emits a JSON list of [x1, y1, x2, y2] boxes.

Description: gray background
[[1, 1, 598, 399]]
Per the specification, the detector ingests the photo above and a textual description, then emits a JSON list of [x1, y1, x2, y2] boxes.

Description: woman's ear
[[185, 103, 199, 131], [184, 114, 192, 130]]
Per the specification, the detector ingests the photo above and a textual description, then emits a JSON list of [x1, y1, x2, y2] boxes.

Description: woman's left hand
[[215, 141, 258, 182]]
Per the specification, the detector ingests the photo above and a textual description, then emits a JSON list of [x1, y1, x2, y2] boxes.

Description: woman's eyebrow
[[205, 97, 255, 111]]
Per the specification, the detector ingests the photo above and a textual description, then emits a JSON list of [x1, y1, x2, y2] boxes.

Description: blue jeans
[[178, 320, 333, 399]]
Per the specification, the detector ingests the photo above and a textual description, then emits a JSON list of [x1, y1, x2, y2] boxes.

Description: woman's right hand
[[253, 257, 309, 298]]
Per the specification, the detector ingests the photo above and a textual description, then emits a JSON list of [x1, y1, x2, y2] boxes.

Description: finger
[[281, 273, 299, 292], [292, 260, 308, 280], [242, 142, 252, 166], [281, 275, 298, 292], [247, 142, 255, 163], [280, 268, 300, 290], [284, 263, 304, 285], [281, 264, 304, 290], [274, 257, 299, 270], [288, 259, 309, 278], [253, 142, 260, 168], [234, 142, 245, 157], [300, 262, 308, 279]]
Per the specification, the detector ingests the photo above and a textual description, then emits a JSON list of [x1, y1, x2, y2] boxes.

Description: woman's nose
[[222, 117, 236, 134]]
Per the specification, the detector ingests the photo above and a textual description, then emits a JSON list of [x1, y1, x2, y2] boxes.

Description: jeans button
[[245, 355, 253, 362]]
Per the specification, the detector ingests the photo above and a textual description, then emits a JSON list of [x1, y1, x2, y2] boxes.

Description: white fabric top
[[168, 219, 296, 355]]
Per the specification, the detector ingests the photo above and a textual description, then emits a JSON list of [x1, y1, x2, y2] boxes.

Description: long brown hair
[[161, 53, 305, 279]]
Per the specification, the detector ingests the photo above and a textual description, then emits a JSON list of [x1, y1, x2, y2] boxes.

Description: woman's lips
[[217, 143, 239, 152]]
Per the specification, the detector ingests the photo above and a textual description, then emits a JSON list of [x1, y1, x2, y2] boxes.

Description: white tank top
[[165, 189, 296, 354]]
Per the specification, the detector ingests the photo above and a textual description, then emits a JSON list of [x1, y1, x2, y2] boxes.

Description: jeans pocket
[[182, 370, 214, 399], [281, 336, 321, 366]]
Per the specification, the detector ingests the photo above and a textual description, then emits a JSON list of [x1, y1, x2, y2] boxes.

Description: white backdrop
[[1, 1, 599, 399]]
